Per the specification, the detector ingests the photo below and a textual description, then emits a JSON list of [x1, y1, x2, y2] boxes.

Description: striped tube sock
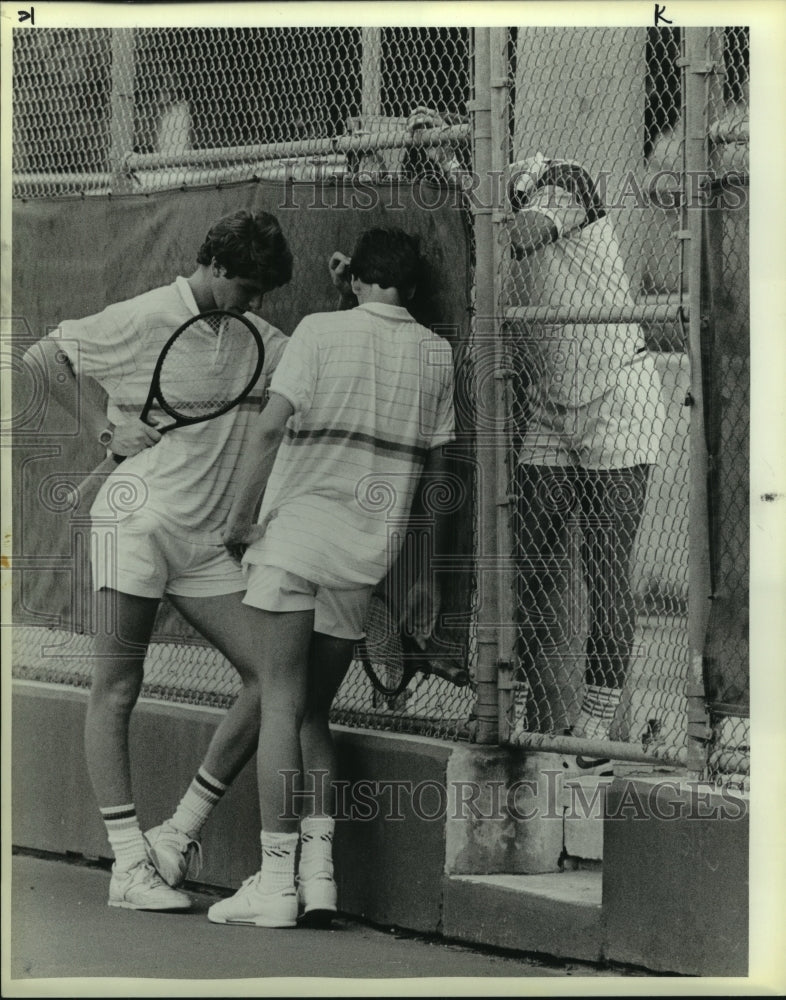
[[259, 830, 299, 894], [573, 685, 622, 741], [299, 816, 335, 882], [170, 767, 227, 838], [101, 804, 148, 872]]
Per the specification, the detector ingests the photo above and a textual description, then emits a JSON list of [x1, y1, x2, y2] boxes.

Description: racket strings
[[362, 596, 406, 694], [157, 315, 259, 420]]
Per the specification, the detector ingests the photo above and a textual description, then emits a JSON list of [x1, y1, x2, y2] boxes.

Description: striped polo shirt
[[54, 276, 288, 540], [243, 302, 455, 588]]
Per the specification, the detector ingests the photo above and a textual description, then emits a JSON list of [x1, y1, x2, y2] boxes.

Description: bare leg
[[299, 632, 355, 818], [84, 588, 159, 806], [169, 591, 265, 785], [251, 608, 314, 833], [86, 589, 193, 907]]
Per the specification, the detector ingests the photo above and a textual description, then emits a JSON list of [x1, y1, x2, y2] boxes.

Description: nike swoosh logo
[[575, 755, 612, 770]]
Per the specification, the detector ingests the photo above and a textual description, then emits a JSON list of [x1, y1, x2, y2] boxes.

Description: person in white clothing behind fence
[[212, 227, 456, 929], [506, 154, 665, 765]]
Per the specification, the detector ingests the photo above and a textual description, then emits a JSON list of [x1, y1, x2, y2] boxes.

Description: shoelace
[[127, 861, 167, 888], [156, 826, 204, 878], [237, 872, 264, 894]]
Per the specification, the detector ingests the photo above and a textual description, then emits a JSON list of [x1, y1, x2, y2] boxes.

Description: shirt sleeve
[[54, 302, 141, 386], [430, 340, 456, 447], [267, 319, 318, 419], [527, 184, 587, 237], [257, 324, 289, 396]]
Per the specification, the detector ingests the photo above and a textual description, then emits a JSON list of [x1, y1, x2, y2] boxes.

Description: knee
[[89, 668, 143, 717], [260, 696, 306, 730]]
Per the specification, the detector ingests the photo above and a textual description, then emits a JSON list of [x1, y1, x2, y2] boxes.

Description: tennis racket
[[358, 592, 418, 698], [110, 308, 265, 463]]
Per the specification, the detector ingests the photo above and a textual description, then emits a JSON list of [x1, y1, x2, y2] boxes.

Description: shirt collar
[[175, 275, 201, 316], [356, 302, 417, 322]]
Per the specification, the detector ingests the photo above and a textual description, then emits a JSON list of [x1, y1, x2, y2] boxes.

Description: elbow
[[23, 337, 68, 378], [254, 421, 287, 452]]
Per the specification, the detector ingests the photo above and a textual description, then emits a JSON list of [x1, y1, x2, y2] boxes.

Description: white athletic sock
[[259, 830, 299, 894], [101, 804, 148, 872], [573, 685, 622, 741], [170, 766, 227, 838], [299, 816, 335, 882]]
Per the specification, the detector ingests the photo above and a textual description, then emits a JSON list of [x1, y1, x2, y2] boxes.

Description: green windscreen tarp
[[12, 178, 474, 661]]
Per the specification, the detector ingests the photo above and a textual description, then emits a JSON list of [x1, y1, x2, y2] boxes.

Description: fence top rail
[[504, 300, 686, 325], [123, 122, 471, 172]]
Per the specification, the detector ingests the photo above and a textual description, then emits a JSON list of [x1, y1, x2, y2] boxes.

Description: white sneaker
[[144, 821, 202, 888], [207, 872, 297, 928], [297, 873, 338, 925], [108, 860, 192, 911]]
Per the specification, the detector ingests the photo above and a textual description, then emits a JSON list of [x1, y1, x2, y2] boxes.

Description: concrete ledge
[[332, 728, 452, 933], [11, 682, 455, 921], [602, 775, 749, 976], [12, 681, 751, 974], [11, 681, 264, 887], [443, 872, 603, 963]]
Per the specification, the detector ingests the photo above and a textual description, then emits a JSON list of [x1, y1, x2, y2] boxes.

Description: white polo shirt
[[243, 302, 455, 588], [509, 185, 660, 408], [55, 276, 288, 541]]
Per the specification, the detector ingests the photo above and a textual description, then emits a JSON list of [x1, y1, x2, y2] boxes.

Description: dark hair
[[349, 227, 423, 294], [196, 209, 293, 291]]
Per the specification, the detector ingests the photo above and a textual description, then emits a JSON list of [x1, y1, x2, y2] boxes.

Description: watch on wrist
[[98, 426, 114, 447]]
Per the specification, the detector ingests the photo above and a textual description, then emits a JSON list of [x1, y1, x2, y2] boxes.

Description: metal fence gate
[[10, 24, 749, 781], [477, 26, 749, 786]]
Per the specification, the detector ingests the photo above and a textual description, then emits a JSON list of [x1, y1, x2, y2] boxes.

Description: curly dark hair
[[349, 227, 423, 295], [196, 209, 293, 291]]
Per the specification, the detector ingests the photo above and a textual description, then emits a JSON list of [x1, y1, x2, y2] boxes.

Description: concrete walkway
[[6, 852, 631, 996]]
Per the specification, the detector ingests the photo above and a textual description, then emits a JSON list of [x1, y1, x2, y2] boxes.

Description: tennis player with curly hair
[[26, 209, 293, 911]]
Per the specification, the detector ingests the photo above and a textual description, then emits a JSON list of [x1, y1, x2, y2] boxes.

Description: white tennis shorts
[[243, 564, 372, 640], [90, 511, 246, 599]]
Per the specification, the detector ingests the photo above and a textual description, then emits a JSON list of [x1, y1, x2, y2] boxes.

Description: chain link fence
[[496, 27, 688, 762], [494, 26, 749, 780], [702, 27, 750, 787], [12, 27, 472, 196], [11, 25, 478, 742], [10, 25, 750, 767]]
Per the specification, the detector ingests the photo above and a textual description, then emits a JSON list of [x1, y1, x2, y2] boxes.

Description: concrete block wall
[[12, 681, 749, 975]]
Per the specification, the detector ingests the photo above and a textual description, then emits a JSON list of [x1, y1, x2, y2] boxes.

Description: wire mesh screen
[[11, 26, 477, 742], [702, 27, 750, 788], [13, 28, 113, 188], [12, 27, 472, 197], [497, 27, 693, 762]]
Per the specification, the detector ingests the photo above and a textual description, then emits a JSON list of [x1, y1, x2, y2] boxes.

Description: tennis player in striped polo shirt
[[211, 227, 456, 928]]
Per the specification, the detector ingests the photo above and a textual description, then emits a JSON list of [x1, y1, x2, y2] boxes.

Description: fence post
[[488, 28, 517, 743], [470, 27, 499, 745], [683, 27, 714, 777], [360, 28, 382, 119], [109, 29, 135, 193]]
